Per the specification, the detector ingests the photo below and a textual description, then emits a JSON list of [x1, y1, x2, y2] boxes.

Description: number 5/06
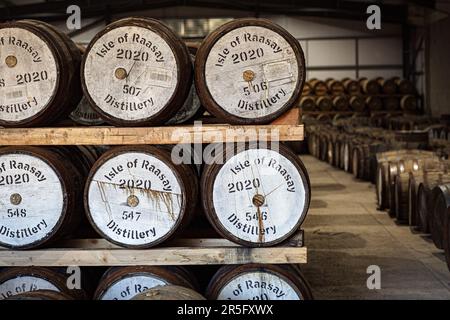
[[243, 81, 268, 96]]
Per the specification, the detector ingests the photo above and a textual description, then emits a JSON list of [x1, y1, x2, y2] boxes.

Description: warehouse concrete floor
[[299, 155, 450, 300]]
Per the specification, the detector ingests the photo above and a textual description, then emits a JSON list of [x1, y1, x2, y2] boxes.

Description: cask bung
[[82, 17, 192, 126], [200, 143, 310, 246], [195, 18, 306, 124], [0, 20, 82, 127], [84, 146, 198, 248]]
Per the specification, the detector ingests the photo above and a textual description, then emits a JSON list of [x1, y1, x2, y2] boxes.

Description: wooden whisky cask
[[407, 160, 450, 229], [332, 95, 349, 111], [365, 96, 383, 111], [302, 82, 312, 96], [299, 96, 316, 111], [383, 97, 399, 111], [400, 95, 418, 112], [81, 17, 192, 126], [195, 18, 306, 124], [0, 146, 89, 249], [309, 79, 328, 96], [132, 285, 206, 300], [84, 146, 198, 248], [432, 183, 450, 251], [342, 78, 360, 95], [439, 184, 450, 271], [316, 96, 333, 111], [378, 77, 398, 94], [394, 171, 413, 223], [200, 143, 310, 246], [0, 20, 82, 127], [417, 172, 450, 237], [349, 96, 365, 112], [94, 266, 197, 300], [375, 150, 436, 210], [326, 79, 345, 96], [387, 157, 439, 217], [0, 267, 73, 300], [395, 78, 415, 94], [206, 264, 313, 300], [359, 78, 380, 95]]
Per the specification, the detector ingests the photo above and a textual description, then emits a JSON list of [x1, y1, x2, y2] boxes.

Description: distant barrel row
[[0, 17, 306, 127], [0, 144, 310, 249], [300, 77, 418, 112], [0, 265, 313, 300], [303, 77, 415, 96], [305, 113, 450, 271]]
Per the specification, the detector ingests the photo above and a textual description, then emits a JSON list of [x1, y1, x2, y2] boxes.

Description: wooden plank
[[0, 247, 307, 266], [270, 108, 300, 125], [48, 230, 304, 249], [0, 124, 304, 146]]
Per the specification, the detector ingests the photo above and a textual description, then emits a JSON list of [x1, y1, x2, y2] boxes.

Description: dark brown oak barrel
[[200, 143, 310, 247], [195, 18, 306, 124], [206, 264, 313, 300], [81, 17, 192, 126], [84, 145, 198, 248], [0, 20, 82, 127], [93, 266, 197, 300]]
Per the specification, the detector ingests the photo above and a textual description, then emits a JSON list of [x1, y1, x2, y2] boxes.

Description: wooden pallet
[[0, 231, 306, 267]]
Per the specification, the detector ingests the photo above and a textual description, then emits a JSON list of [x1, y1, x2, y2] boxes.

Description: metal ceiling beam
[[0, 0, 409, 23]]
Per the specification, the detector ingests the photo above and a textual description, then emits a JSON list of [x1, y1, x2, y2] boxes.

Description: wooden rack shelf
[[0, 231, 306, 267], [0, 124, 303, 146], [0, 109, 303, 146], [0, 108, 307, 267]]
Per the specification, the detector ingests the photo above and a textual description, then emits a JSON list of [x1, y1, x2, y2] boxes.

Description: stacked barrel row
[[1, 17, 312, 300], [300, 77, 418, 113], [305, 113, 450, 271], [1, 17, 306, 127], [0, 265, 313, 300]]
